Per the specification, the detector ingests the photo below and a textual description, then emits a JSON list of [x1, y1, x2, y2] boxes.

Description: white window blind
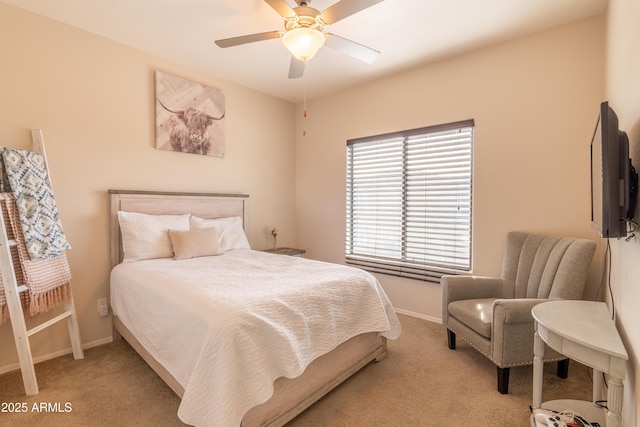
[[346, 120, 473, 282]]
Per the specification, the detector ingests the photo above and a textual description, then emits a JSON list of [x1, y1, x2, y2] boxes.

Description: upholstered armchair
[[441, 231, 596, 394]]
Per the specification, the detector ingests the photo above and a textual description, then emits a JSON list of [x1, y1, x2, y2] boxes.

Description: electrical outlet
[[97, 298, 109, 317]]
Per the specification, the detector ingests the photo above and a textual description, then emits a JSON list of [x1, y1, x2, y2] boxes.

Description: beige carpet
[[0, 314, 593, 426]]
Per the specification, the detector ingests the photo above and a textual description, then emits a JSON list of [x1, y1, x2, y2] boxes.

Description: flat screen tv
[[590, 101, 638, 238]]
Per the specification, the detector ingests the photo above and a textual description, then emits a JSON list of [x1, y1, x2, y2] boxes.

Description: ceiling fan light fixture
[[282, 27, 325, 62]]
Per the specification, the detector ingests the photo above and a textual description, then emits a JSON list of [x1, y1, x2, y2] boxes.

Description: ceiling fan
[[215, 0, 384, 79]]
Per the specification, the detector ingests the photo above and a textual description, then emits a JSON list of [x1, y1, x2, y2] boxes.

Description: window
[[345, 120, 473, 282]]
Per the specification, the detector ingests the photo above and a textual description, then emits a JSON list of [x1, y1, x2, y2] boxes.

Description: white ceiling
[[2, 0, 607, 103]]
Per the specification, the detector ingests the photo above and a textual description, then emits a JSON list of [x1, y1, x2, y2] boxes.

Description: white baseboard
[[395, 308, 442, 324], [1, 310, 439, 375], [0, 336, 113, 375]]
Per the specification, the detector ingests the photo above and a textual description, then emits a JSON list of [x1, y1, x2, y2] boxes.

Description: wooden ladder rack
[[0, 129, 83, 395]]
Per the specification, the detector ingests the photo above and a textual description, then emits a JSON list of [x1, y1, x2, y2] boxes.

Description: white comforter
[[110, 250, 401, 427]]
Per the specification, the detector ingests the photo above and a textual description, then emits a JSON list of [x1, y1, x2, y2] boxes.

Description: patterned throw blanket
[[0, 147, 72, 324]]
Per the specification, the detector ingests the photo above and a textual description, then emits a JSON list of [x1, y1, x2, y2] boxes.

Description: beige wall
[[607, 0, 640, 424], [295, 16, 606, 320], [0, 3, 297, 370]]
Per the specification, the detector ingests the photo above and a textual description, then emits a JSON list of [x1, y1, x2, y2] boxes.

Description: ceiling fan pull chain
[[303, 60, 308, 137]]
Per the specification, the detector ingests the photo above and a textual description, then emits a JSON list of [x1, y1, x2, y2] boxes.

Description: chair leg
[[557, 359, 570, 379], [447, 329, 456, 350], [497, 367, 510, 394]]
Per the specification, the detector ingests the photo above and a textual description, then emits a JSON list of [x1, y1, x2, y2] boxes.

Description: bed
[[108, 189, 401, 427]]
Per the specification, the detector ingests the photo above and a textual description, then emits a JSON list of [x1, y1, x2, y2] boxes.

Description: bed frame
[[108, 189, 387, 427]]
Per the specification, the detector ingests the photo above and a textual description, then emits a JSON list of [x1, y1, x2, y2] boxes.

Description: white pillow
[[118, 211, 190, 262], [189, 216, 251, 251], [168, 227, 223, 260]]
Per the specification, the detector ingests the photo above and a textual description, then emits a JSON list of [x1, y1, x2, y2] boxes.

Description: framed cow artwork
[[154, 70, 225, 157]]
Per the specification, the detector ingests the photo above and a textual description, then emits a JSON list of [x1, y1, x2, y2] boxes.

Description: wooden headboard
[[108, 190, 249, 267]]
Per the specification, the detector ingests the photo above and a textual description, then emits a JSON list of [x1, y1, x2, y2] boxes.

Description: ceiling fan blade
[[320, 0, 384, 25], [264, 0, 296, 17], [215, 31, 282, 48], [288, 56, 304, 79], [325, 33, 380, 64]]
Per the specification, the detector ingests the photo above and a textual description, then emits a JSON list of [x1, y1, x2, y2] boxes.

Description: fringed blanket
[[0, 147, 72, 325]]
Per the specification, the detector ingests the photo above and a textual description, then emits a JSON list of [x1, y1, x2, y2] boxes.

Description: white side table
[[531, 300, 628, 427]]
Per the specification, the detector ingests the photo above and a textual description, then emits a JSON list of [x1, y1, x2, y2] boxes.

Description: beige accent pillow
[[168, 227, 224, 260], [189, 216, 251, 251], [118, 211, 190, 262]]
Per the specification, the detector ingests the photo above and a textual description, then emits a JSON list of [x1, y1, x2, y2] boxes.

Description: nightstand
[[262, 247, 306, 257]]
